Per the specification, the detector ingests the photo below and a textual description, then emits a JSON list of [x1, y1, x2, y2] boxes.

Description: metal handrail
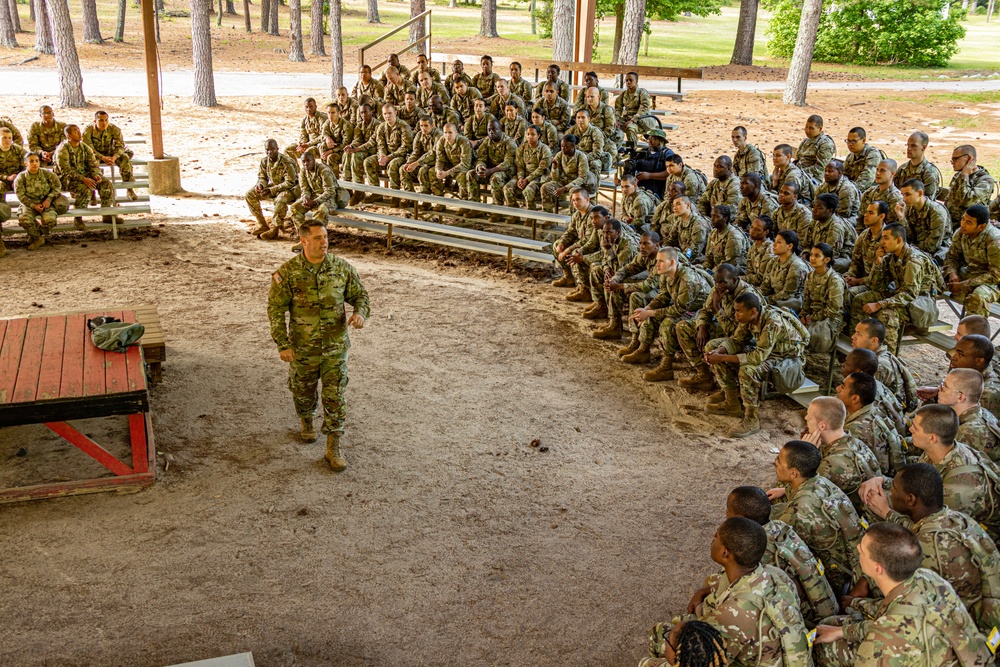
[[358, 9, 432, 73]]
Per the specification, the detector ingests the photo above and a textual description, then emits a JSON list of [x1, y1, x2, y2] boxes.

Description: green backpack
[[766, 521, 839, 622]]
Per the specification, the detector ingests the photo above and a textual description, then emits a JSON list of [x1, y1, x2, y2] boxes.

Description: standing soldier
[[943, 145, 995, 230], [793, 114, 836, 183], [402, 115, 442, 200], [290, 151, 347, 226], [14, 152, 69, 250], [363, 104, 413, 203], [614, 72, 656, 145], [503, 124, 551, 216], [267, 220, 370, 472], [83, 110, 138, 201], [697, 156, 741, 218], [55, 124, 114, 229], [894, 131, 942, 200], [246, 139, 299, 239], [285, 97, 328, 163], [319, 104, 354, 177], [28, 105, 66, 166], [466, 119, 516, 219], [943, 204, 1000, 317]]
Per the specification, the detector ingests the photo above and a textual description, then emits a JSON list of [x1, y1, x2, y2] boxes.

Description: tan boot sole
[[705, 403, 743, 417]]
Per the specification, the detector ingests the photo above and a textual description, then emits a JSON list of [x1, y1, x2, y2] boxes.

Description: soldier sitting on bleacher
[[83, 110, 138, 202]]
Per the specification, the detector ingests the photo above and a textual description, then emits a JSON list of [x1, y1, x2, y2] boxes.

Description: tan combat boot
[[678, 367, 716, 391], [592, 320, 623, 340], [127, 188, 138, 201], [251, 216, 269, 237], [582, 301, 608, 320], [565, 286, 592, 303], [348, 191, 365, 206], [325, 434, 347, 472], [27, 236, 45, 251], [363, 193, 383, 204], [705, 389, 743, 417], [101, 215, 116, 226], [300, 417, 317, 442], [0, 237, 6, 258], [617, 332, 640, 357], [552, 272, 576, 288], [705, 388, 727, 405], [74, 216, 88, 230], [728, 405, 761, 438], [642, 355, 674, 382], [621, 342, 651, 364], [260, 226, 280, 240]]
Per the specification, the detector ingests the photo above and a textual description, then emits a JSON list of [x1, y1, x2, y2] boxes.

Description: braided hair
[[677, 620, 727, 667]]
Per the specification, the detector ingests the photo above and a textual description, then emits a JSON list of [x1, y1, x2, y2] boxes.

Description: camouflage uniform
[[645, 264, 711, 355], [469, 71, 499, 99], [404, 128, 442, 194], [449, 87, 484, 124], [395, 105, 420, 133], [703, 223, 750, 274], [0, 143, 26, 199], [811, 214, 856, 274], [343, 117, 379, 184], [734, 190, 779, 231], [246, 152, 300, 229], [503, 141, 551, 210], [651, 199, 673, 243], [553, 203, 595, 278], [817, 177, 861, 228], [845, 403, 906, 477], [903, 197, 951, 264], [488, 93, 525, 121], [443, 72, 472, 99], [945, 166, 996, 228], [794, 133, 836, 182], [430, 134, 473, 197], [733, 143, 768, 182], [894, 157, 942, 202], [82, 123, 134, 183], [667, 166, 707, 206], [351, 78, 384, 103], [668, 212, 711, 264], [290, 161, 345, 224], [467, 134, 516, 203], [607, 251, 656, 326], [773, 163, 814, 204], [942, 223, 1000, 318], [382, 80, 415, 108], [744, 239, 774, 288], [876, 346, 917, 412], [54, 141, 113, 209], [534, 119, 561, 153], [508, 77, 534, 107], [415, 82, 451, 110], [758, 253, 810, 311], [537, 97, 572, 133], [815, 569, 992, 667], [981, 366, 1000, 425], [13, 168, 68, 238], [410, 67, 441, 86], [28, 120, 67, 164], [843, 144, 882, 192], [613, 88, 656, 144], [533, 78, 570, 102], [580, 102, 621, 154], [332, 98, 358, 122], [587, 232, 639, 308], [379, 63, 410, 87], [284, 111, 328, 162], [846, 224, 884, 293], [267, 253, 370, 436], [573, 86, 609, 108], [818, 433, 882, 511], [0, 116, 23, 146], [499, 115, 527, 145], [959, 405, 1000, 465], [463, 111, 495, 145], [541, 150, 596, 211], [763, 519, 840, 625], [364, 120, 413, 188], [858, 183, 903, 232], [774, 202, 812, 241], [677, 279, 762, 376], [319, 116, 354, 176], [697, 174, 741, 218], [565, 123, 607, 174], [772, 474, 864, 595], [619, 187, 656, 233], [802, 268, 847, 372], [429, 109, 463, 137]]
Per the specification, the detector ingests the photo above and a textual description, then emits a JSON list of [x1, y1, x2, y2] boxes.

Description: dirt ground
[[0, 89, 997, 666]]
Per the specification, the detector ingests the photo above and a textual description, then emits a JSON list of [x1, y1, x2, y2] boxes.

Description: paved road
[[3, 68, 1000, 98]]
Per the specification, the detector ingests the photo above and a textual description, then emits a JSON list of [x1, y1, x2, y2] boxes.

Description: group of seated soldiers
[[0, 105, 138, 257]]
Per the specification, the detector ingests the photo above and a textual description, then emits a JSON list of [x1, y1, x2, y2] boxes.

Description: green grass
[[938, 116, 985, 129]]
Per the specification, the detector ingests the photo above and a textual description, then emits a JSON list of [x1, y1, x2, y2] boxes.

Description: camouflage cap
[[644, 128, 668, 141]]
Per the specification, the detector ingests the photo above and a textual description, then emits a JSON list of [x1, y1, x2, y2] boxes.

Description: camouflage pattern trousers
[[18, 196, 70, 238], [365, 155, 406, 189], [957, 268, 1000, 317], [677, 321, 725, 373], [289, 350, 349, 435], [466, 169, 511, 203], [245, 187, 297, 227], [502, 177, 543, 210], [283, 144, 319, 164], [343, 148, 376, 184], [290, 200, 335, 225], [65, 179, 113, 209], [711, 339, 804, 410], [102, 152, 134, 183]]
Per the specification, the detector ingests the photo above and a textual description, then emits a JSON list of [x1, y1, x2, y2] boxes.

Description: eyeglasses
[[951, 155, 970, 162]]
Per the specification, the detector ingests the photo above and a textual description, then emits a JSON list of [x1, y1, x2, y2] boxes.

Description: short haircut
[[734, 291, 761, 312], [591, 205, 610, 218], [849, 127, 867, 140], [827, 158, 844, 172], [621, 173, 637, 185], [967, 204, 990, 227], [881, 158, 897, 172], [915, 404, 959, 446], [716, 263, 738, 279], [847, 372, 877, 406], [0, 128, 11, 137], [481, 54, 493, 63], [575, 108, 591, 118], [960, 315, 991, 337], [626, 71, 638, 79], [717, 155, 733, 169], [550, 64, 562, 74], [570, 186, 590, 198], [783, 440, 821, 478], [871, 200, 889, 218], [776, 229, 799, 254], [305, 96, 316, 104], [511, 61, 522, 69], [298, 219, 326, 235], [666, 154, 684, 165], [884, 222, 907, 242], [963, 334, 995, 366], [895, 463, 944, 512], [64, 124, 79, 136], [956, 144, 977, 159], [94, 110, 109, 119], [728, 486, 774, 526], [847, 348, 880, 375], [643, 230, 661, 244], [742, 172, 762, 188], [806, 114, 823, 126], [733, 126, 747, 137], [812, 242, 834, 262], [505, 101, 518, 110], [658, 246, 680, 262], [603, 218, 622, 233], [775, 144, 793, 157], [901, 178, 925, 193], [780, 180, 799, 194], [911, 131, 929, 146], [949, 368, 984, 404], [859, 318, 886, 345], [718, 517, 767, 568], [561, 134, 578, 146], [713, 204, 733, 223], [811, 396, 846, 430], [865, 522, 923, 582], [816, 193, 839, 211]]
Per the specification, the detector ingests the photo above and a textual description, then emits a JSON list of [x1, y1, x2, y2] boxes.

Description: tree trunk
[[260, 0, 270, 31], [366, 0, 379, 23], [35, 0, 53, 53], [309, 0, 324, 54], [154, 1, 160, 39], [329, 0, 343, 92], [448, 0, 455, 7], [408, 0, 424, 48], [218, 0, 223, 25], [730, 0, 757, 65], [49, 0, 85, 106], [9, 0, 21, 32], [617, 0, 644, 65], [29, 0, 34, 23], [191, 0, 217, 106], [288, 0, 305, 60], [782, 0, 821, 106], [267, 0, 278, 34], [82, 0, 103, 43], [114, 0, 126, 41], [244, 0, 251, 30], [610, 1, 623, 64], [478, 0, 497, 37], [155, 0, 163, 10], [226, 0, 236, 13], [551, 0, 574, 64], [0, 0, 18, 46]]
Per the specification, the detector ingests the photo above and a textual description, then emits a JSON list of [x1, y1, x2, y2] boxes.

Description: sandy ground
[[0, 89, 996, 666]]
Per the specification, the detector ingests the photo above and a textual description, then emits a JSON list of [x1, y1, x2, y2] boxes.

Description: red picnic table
[[0, 308, 155, 503]]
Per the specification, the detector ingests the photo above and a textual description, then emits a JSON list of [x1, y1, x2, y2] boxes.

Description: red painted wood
[[35, 316, 67, 401], [0, 318, 28, 405], [12, 317, 48, 404], [120, 310, 147, 392], [0, 472, 155, 503], [59, 314, 87, 399], [81, 313, 108, 398], [129, 412, 148, 474], [45, 421, 134, 476]]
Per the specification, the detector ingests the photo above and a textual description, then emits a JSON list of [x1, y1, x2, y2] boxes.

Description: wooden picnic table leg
[[506, 246, 512, 272], [387, 223, 394, 251], [110, 164, 119, 240], [531, 220, 537, 240], [129, 412, 149, 474], [45, 421, 134, 476]]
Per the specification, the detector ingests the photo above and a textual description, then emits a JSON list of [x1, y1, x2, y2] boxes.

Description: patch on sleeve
[[988, 627, 999, 654], [272, 271, 283, 285], [807, 629, 817, 649], [815, 558, 825, 576]]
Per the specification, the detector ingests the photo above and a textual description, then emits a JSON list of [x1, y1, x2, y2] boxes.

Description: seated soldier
[[54, 124, 114, 229], [565, 108, 606, 175], [810, 193, 856, 273], [465, 119, 516, 217], [938, 368, 1000, 463], [530, 107, 560, 153], [0, 127, 26, 201], [428, 95, 462, 136], [638, 619, 726, 667], [650, 181, 685, 243], [734, 172, 778, 232], [613, 72, 656, 145], [28, 105, 66, 166], [595, 230, 660, 341], [463, 98, 494, 151], [0, 115, 23, 146], [817, 159, 860, 228], [703, 204, 750, 275], [837, 372, 906, 476], [772, 182, 811, 242], [444, 59, 472, 99], [428, 122, 473, 209], [665, 155, 706, 204], [449, 79, 483, 125], [758, 230, 809, 311], [343, 103, 378, 199], [634, 129, 676, 201], [537, 82, 572, 134], [617, 174, 656, 233], [812, 522, 991, 667], [664, 195, 710, 264], [83, 110, 137, 201], [378, 53, 411, 87], [861, 404, 1000, 541], [14, 152, 68, 250], [562, 205, 611, 305], [894, 131, 942, 200], [705, 292, 810, 437], [952, 315, 1000, 377], [944, 144, 995, 230], [532, 64, 570, 102], [578, 87, 620, 157], [842, 127, 881, 192], [488, 79, 525, 121], [793, 114, 835, 183], [583, 217, 639, 323], [416, 71, 450, 110], [352, 64, 384, 103], [942, 204, 1000, 318], [646, 517, 810, 667], [507, 61, 534, 107], [319, 103, 354, 177], [842, 348, 907, 438], [572, 71, 607, 108], [285, 97, 328, 163], [551, 187, 595, 290], [246, 139, 299, 239], [626, 247, 711, 381], [352, 94, 381, 125], [850, 318, 917, 412], [409, 52, 441, 86], [290, 151, 346, 226], [402, 115, 442, 199], [333, 86, 359, 121], [768, 440, 865, 596], [798, 396, 882, 510], [382, 66, 415, 109], [858, 159, 903, 232], [844, 201, 887, 296], [897, 177, 950, 264], [499, 102, 526, 146], [470, 54, 500, 99], [772, 144, 813, 204], [363, 104, 413, 203], [697, 156, 741, 219], [731, 125, 768, 182], [540, 134, 596, 213], [745, 215, 776, 289], [870, 463, 1000, 636], [850, 223, 941, 350], [801, 242, 847, 374], [396, 91, 421, 130], [502, 124, 551, 215]]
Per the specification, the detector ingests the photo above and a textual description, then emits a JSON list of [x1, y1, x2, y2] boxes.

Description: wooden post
[[387, 223, 393, 251], [140, 0, 164, 159], [572, 0, 595, 85]]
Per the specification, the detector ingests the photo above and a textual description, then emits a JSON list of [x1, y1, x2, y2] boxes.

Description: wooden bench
[[941, 295, 1000, 342]]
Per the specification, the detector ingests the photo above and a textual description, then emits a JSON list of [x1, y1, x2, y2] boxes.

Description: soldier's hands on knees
[[279, 348, 296, 362], [348, 313, 366, 329]]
